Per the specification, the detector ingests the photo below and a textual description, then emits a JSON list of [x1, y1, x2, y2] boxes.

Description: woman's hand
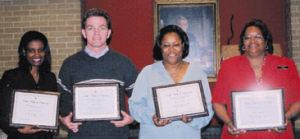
[[227, 122, 246, 137], [213, 103, 246, 136], [152, 114, 171, 126], [59, 112, 82, 133], [18, 125, 49, 134], [268, 118, 288, 134], [181, 114, 193, 123], [110, 110, 134, 127]]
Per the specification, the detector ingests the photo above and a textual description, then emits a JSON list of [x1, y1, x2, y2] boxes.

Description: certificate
[[73, 83, 120, 121], [231, 88, 286, 131], [152, 80, 209, 120], [10, 90, 60, 130]]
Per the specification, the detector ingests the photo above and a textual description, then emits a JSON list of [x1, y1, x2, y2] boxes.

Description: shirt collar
[[84, 46, 109, 59]]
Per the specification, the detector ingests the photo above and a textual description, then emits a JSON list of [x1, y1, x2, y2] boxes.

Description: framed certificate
[[152, 80, 209, 120], [231, 88, 286, 131], [73, 83, 120, 121], [10, 90, 60, 130]]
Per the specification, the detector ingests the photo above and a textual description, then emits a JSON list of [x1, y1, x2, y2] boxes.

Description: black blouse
[[0, 68, 57, 139]]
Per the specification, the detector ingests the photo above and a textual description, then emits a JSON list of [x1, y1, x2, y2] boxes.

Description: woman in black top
[[0, 31, 57, 139]]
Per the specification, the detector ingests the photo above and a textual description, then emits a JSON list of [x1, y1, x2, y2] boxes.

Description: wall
[[85, 0, 288, 73], [219, 0, 287, 56], [290, 0, 300, 73], [288, 0, 300, 129], [85, 0, 289, 101], [0, 0, 82, 77], [0, 0, 289, 76], [0, 0, 297, 134], [85, 0, 154, 71]]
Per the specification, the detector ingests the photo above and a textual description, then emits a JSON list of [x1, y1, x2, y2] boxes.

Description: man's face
[[81, 16, 112, 49], [177, 19, 188, 32]]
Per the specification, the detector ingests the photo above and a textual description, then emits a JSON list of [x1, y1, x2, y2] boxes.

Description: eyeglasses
[[243, 35, 263, 40]]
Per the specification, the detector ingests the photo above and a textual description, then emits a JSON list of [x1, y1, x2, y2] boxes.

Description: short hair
[[82, 8, 113, 45], [18, 31, 51, 73], [176, 15, 188, 22], [238, 19, 273, 55], [153, 25, 189, 60]]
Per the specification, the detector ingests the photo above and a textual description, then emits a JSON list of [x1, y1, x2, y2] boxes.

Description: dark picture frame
[[231, 88, 286, 131], [152, 80, 209, 121], [10, 90, 60, 130], [73, 83, 121, 121], [154, 0, 220, 81]]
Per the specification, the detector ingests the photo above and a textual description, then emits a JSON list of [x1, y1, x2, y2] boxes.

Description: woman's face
[[161, 32, 183, 65], [243, 26, 266, 58], [26, 40, 46, 68]]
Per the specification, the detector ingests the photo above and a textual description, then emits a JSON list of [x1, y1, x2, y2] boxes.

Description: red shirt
[[212, 53, 300, 139]]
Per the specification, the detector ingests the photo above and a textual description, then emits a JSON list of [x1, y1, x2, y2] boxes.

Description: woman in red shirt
[[212, 19, 300, 139]]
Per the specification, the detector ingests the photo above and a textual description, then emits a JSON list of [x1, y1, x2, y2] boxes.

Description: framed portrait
[[154, 0, 220, 81]]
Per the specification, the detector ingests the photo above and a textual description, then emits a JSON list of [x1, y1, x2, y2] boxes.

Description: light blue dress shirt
[[84, 45, 109, 59]]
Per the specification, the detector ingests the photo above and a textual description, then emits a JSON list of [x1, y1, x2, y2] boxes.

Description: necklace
[[169, 61, 183, 77]]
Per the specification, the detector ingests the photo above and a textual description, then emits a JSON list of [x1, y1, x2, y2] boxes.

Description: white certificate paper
[[10, 90, 60, 129], [153, 80, 208, 120], [231, 88, 285, 130], [73, 84, 120, 121]]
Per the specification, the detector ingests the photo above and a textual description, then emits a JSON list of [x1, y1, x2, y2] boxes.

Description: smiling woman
[[242, 26, 267, 60], [129, 25, 214, 139], [26, 41, 46, 67], [212, 19, 300, 139], [0, 31, 57, 139], [161, 32, 185, 82]]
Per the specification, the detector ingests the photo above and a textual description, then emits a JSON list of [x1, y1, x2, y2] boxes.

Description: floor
[[54, 126, 300, 139], [1, 126, 300, 139], [52, 125, 223, 139]]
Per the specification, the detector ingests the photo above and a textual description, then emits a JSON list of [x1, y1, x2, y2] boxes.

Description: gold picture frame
[[154, 0, 220, 81]]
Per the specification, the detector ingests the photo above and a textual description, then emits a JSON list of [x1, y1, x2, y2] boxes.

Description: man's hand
[[59, 112, 82, 133], [110, 110, 134, 127]]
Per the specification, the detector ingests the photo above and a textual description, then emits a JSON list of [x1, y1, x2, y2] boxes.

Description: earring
[[265, 45, 268, 50], [242, 46, 245, 51], [22, 50, 26, 56]]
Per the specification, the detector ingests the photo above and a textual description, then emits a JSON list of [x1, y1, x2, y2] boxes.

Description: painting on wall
[[154, 0, 220, 81]]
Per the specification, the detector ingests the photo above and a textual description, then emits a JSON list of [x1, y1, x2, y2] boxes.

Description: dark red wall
[[85, 0, 287, 126], [85, 0, 154, 70], [219, 0, 287, 56], [85, 0, 287, 71]]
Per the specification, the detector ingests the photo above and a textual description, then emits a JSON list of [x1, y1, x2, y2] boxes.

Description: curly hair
[[153, 25, 189, 60], [238, 19, 273, 55]]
